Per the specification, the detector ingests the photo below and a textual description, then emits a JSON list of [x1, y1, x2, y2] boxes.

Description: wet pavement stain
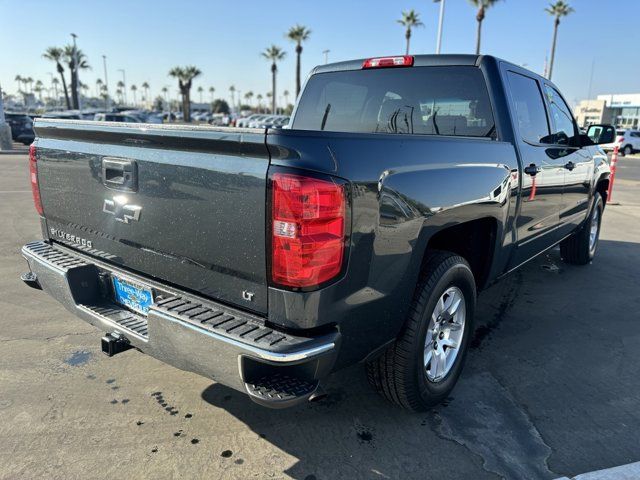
[[220, 450, 232, 458], [136, 421, 144, 426], [151, 447, 158, 453], [173, 430, 183, 437], [234, 459, 244, 465], [106, 379, 116, 384], [356, 430, 373, 443], [121, 399, 130, 404], [430, 371, 557, 479], [184, 413, 193, 419], [65, 351, 92, 367], [191, 438, 200, 445], [471, 272, 522, 350], [150, 392, 179, 415], [85, 374, 96, 380], [109, 399, 118, 405]]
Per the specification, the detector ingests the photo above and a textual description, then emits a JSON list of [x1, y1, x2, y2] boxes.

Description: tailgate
[[34, 120, 270, 314]]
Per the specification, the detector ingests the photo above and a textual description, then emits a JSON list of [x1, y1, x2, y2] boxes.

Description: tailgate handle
[[102, 158, 137, 191]]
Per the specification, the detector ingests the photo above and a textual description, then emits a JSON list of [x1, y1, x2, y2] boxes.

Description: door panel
[[504, 70, 566, 268]]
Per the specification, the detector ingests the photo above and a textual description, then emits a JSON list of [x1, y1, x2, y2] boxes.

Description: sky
[[2, 0, 640, 108]]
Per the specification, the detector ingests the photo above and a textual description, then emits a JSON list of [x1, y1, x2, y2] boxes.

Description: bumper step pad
[[246, 373, 319, 408]]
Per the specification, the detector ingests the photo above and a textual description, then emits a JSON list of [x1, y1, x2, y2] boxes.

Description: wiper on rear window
[[320, 104, 332, 131]]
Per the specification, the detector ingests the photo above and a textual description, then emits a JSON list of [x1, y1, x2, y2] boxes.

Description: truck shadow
[[201, 239, 640, 480]]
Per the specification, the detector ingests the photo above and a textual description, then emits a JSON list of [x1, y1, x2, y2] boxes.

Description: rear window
[[292, 66, 495, 138]]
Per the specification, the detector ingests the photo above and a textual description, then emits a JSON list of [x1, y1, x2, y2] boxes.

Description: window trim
[[505, 69, 554, 148], [542, 83, 580, 148]]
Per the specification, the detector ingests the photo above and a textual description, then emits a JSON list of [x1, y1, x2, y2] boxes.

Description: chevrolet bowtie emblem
[[103, 195, 142, 224]]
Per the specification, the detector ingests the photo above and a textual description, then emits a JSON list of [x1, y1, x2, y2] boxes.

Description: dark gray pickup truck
[[22, 55, 615, 410]]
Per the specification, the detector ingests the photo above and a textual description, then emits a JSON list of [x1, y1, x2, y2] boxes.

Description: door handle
[[102, 157, 137, 192], [524, 163, 541, 176], [564, 161, 576, 171]]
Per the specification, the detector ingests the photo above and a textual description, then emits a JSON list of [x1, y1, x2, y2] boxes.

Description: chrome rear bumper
[[22, 241, 339, 407]]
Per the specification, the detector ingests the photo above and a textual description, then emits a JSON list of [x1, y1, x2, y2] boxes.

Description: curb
[[556, 461, 640, 480]]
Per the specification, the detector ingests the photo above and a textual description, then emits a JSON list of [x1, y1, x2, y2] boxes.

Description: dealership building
[[574, 93, 640, 129]]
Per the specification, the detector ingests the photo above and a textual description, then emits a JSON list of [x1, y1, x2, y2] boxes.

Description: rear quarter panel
[[266, 129, 519, 367]]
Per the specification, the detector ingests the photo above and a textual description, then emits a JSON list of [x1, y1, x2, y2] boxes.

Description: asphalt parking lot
[[1, 152, 639, 480]]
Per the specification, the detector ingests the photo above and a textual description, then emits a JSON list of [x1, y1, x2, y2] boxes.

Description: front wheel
[[622, 145, 633, 156], [366, 251, 476, 411], [560, 193, 604, 265]]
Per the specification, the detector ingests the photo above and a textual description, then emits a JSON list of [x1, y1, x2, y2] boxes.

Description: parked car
[[601, 129, 640, 156], [22, 55, 613, 411], [237, 114, 265, 128], [4, 113, 34, 144], [94, 113, 143, 123]]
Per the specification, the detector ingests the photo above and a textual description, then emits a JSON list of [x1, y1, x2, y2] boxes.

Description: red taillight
[[362, 55, 414, 69], [270, 172, 346, 288], [29, 144, 43, 215]]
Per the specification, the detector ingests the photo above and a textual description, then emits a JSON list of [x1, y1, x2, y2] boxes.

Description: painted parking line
[[556, 461, 640, 480], [0, 190, 31, 193]]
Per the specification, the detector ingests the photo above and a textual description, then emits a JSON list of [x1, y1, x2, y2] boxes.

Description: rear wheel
[[622, 145, 633, 156], [560, 193, 604, 265], [366, 251, 476, 411]]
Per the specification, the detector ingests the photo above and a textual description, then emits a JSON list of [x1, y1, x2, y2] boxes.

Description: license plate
[[112, 276, 153, 315]]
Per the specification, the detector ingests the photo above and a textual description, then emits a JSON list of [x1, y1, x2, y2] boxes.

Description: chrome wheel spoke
[[440, 337, 459, 349], [447, 322, 463, 332], [447, 292, 462, 316]]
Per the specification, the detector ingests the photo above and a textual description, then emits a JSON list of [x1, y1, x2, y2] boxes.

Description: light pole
[[118, 69, 127, 105], [323, 49, 330, 64], [102, 55, 110, 110], [435, 0, 446, 54], [71, 33, 82, 112]]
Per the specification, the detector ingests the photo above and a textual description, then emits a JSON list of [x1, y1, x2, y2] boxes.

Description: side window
[[544, 85, 578, 145], [506, 71, 550, 144]]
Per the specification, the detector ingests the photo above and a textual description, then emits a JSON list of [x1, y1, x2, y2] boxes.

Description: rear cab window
[[292, 66, 495, 138]]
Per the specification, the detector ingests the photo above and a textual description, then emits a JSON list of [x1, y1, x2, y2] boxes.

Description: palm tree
[[25, 77, 34, 93], [261, 45, 286, 114], [283, 89, 290, 108], [197, 86, 204, 103], [63, 45, 90, 109], [80, 82, 89, 100], [130, 84, 138, 106], [286, 24, 311, 97], [14, 75, 24, 94], [141, 81, 150, 103], [397, 10, 424, 55], [229, 85, 236, 110], [545, 1, 574, 80], [34, 80, 44, 101], [244, 91, 254, 108], [43, 47, 71, 109], [96, 78, 103, 98], [468, 0, 502, 55], [168, 65, 202, 122], [116, 81, 125, 104], [52, 77, 60, 104], [208, 86, 215, 102], [256, 93, 263, 113]]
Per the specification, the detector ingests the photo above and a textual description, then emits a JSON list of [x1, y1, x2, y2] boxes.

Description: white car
[[602, 129, 640, 156]]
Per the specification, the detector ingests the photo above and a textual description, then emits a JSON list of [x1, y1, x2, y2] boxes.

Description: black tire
[[560, 193, 604, 265], [622, 145, 633, 156], [366, 251, 476, 411]]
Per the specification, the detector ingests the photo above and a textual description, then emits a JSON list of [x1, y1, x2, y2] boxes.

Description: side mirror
[[586, 124, 616, 145]]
